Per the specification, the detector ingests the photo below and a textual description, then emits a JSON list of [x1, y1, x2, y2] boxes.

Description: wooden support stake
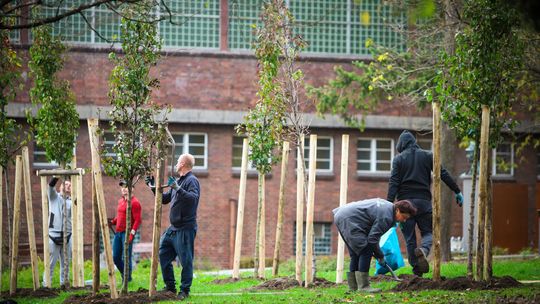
[[304, 135, 317, 287], [336, 135, 349, 284], [432, 103, 442, 281], [9, 156, 23, 295], [40, 176, 51, 288], [257, 173, 266, 279], [91, 174, 100, 294], [37, 169, 83, 176], [0, 167, 3, 292], [484, 175, 493, 281], [272, 141, 290, 277], [149, 142, 164, 296], [88, 118, 118, 299], [77, 173, 84, 285], [295, 136, 305, 285], [22, 147, 40, 290], [475, 107, 490, 281], [232, 138, 249, 279], [71, 158, 80, 287], [477, 105, 490, 281]]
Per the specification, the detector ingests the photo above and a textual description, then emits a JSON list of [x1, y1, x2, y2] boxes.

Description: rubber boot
[[346, 272, 358, 292], [355, 272, 381, 293]]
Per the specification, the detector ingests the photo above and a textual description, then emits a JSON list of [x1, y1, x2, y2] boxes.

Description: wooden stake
[[257, 173, 266, 279], [40, 176, 51, 288], [272, 141, 290, 277], [304, 135, 317, 287], [37, 169, 82, 176], [9, 156, 23, 295], [149, 142, 164, 296], [77, 172, 84, 285], [91, 174, 100, 294], [232, 138, 249, 279], [295, 136, 305, 285], [484, 174, 493, 282], [71, 158, 80, 287], [22, 147, 40, 290], [476, 106, 490, 281], [336, 135, 349, 284], [432, 103, 442, 281], [88, 118, 118, 299]]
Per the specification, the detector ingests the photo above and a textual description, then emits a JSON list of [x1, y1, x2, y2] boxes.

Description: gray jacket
[[333, 198, 395, 255], [48, 186, 72, 236]]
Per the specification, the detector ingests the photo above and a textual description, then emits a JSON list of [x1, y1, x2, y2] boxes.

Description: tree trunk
[[4, 165, 12, 278], [272, 141, 289, 277], [9, 156, 22, 295], [149, 139, 165, 296], [295, 136, 305, 285], [0, 167, 3, 292], [467, 135, 480, 279], [255, 173, 266, 279], [122, 186, 133, 294], [92, 174, 100, 295], [484, 155, 493, 282], [40, 176, 51, 288]]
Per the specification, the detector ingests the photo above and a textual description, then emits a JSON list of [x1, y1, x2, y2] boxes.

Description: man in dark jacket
[[333, 198, 417, 293], [146, 153, 200, 301], [387, 130, 464, 277]]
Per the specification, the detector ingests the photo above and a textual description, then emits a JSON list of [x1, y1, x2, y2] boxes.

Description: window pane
[[318, 138, 331, 148], [357, 150, 370, 160], [316, 161, 329, 170], [376, 151, 391, 161], [194, 157, 205, 167], [357, 162, 370, 171], [357, 140, 370, 149], [189, 146, 205, 157], [189, 135, 206, 144], [376, 162, 391, 171], [377, 140, 391, 149], [318, 149, 330, 159]]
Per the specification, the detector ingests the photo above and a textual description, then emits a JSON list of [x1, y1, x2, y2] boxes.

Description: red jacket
[[111, 196, 142, 233]]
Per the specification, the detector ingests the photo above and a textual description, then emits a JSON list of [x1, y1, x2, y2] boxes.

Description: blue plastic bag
[[375, 225, 404, 275]]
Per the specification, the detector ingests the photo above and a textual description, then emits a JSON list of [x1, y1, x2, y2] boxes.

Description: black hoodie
[[387, 130, 461, 202]]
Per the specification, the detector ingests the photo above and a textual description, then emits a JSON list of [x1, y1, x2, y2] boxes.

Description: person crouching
[[333, 198, 417, 293]]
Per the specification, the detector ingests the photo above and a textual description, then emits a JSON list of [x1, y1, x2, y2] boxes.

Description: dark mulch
[[62, 288, 177, 304], [392, 275, 522, 292], [371, 274, 416, 282], [249, 277, 336, 291], [212, 277, 240, 284], [0, 287, 60, 298]]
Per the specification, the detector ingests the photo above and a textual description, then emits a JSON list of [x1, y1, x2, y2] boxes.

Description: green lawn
[[2, 257, 539, 303]]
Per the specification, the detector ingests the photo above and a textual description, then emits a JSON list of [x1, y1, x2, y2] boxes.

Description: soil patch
[[371, 274, 416, 282], [212, 277, 240, 284], [0, 287, 60, 298], [63, 288, 177, 304], [392, 276, 522, 292], [249, 277, 336, 291]]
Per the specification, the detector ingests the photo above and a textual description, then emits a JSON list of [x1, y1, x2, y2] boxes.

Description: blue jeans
[[112, 232, 133, 281], [159, 227, 196, 294], [400, 198, 433, 270], [346, 243, 373, 272]]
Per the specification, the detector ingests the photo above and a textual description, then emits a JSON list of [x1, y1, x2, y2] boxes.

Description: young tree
[[28, 22, 79, 287], [103, 0, 167, 294]]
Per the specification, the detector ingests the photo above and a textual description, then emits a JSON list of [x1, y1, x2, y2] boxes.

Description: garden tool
[[384, 263, 402, 282]]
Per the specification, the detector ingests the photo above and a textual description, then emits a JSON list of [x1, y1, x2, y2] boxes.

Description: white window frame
[[357, 138, 394, 174], [492, 142, 514, 177], [33, 141, 58, 168], [172, 133, 208, 170], [103, 131, 117, 158], [302, 136, 334, 174], [232, 135, 256, 171]]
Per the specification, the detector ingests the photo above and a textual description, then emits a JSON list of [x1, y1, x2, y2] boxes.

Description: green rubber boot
[[346, 272, 358, 292], [355, 272, 381, 293]]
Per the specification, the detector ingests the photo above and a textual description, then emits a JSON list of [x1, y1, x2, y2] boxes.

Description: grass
[[1, 256, 539, 303]]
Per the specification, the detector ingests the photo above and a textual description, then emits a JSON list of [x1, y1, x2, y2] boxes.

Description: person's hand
[[378, 257, 387, 267], [49, 177, 59, 187], [455, 192, 464, 207], [107, 218, 114, 228], [129, 230, 135, 243], [145, 176, 155, 188], [167, 176, 178, 190]]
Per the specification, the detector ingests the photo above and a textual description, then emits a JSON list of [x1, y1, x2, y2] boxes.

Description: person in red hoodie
[[109, 180, 142, 282]]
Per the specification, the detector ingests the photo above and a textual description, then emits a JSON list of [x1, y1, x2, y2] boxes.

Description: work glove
[[377, 257, 388, 268], [49, 177, 59, 187], [455, 192, 464, 207], [107, 218, 114, 228], [129, 230, 136, 243], [145, 176, 155, 188], [167, 176, 178, 190]]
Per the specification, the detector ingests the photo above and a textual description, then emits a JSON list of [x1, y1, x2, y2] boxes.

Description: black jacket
[[162, 171, 200, 230], [387, 130, 461, 202]]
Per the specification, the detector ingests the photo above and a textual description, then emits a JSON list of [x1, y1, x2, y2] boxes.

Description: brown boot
[[414, 247, 429, 274]]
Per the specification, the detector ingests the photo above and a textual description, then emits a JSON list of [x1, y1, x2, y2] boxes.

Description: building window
[[103, 131, 117, 159], [33, 141, 58, 168], [232, 136, 256, 170], [492, 142, 514, 176], [171, 133, 208, 169], [417, 139, 432, 151], [228, 0, 406, 56], [357, 138, 393, 173], [293, 222, 332, 256], [38, 0, 220, 48], [301, 136, 333, 173]]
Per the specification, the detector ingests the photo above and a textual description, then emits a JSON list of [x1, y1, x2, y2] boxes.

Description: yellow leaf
[[361, 11, 370, 25], [387, 64, 393, 70]]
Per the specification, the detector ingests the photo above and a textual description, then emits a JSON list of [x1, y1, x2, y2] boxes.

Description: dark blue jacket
[[162, 171, 200, 230], [387, 130, 461, 202]]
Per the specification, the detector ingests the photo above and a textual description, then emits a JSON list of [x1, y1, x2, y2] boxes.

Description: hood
[[396, 130, 419, 153]]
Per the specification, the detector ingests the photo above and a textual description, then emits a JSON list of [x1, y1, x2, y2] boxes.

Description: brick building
[[5, 0, 539, 269]]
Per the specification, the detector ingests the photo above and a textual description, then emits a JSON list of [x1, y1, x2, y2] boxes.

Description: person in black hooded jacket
[[387, 130, 464, 277]]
